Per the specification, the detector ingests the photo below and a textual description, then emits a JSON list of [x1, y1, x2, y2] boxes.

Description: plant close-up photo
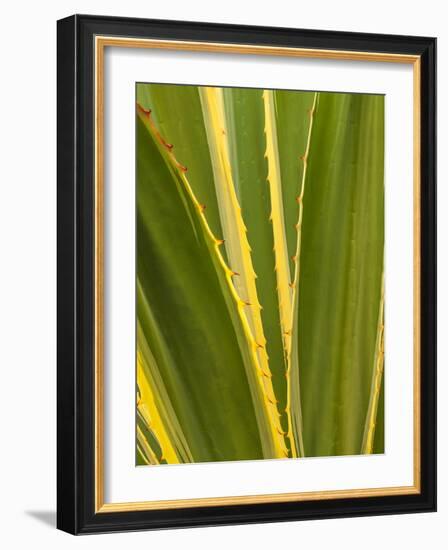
[[136, 83, 385, 466]]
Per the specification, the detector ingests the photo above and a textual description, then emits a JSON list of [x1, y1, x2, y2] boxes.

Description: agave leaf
[[372, 376, 385, 453], [137, 83, 224, 245], [263, 90, 316, 457], [286, 92, 319, 457], [137, 106, 267, 462], [199, 87, 288, 458], [361, 272, 385, 453], [262, 90, 293, 355], [298, 93, 385, 456], [137, 319, 193, 463], [137, 443, 151, 466], [275, 89, 317, 274], [137, 423, 162, 465], [221, 87, 289, 436]]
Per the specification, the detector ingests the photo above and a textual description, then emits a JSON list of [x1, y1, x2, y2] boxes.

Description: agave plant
[[136, 83, 384, 465]]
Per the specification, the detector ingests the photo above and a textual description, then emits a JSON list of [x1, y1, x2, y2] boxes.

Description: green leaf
[[361, 273, 385, 453], [373, 377, 385, 454], [198, 86, 288, 458], [136, 109, 267, 462], [275, 89, 317, 274], [137, 83, 224, 249], [137, 319, 193, 464], [298, 93, 385, 456], [287, 92, 319, 458], [222, 88, 288, 433]]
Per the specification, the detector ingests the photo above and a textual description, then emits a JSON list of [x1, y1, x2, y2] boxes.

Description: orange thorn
[[296, 195, 303, 204], [289, 282, 295, 288], [216, 239, 225, 246], [231, 271, 240, 277], [198, 203, 206, 212], [291, 255, 297, 262], [137, 103, 151, 117]]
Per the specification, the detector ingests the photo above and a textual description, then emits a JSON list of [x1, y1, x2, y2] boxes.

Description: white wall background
[[0, 1, 443, 547]]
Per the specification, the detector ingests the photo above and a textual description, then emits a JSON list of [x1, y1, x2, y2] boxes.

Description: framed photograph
[[57, 14, 436, 534]]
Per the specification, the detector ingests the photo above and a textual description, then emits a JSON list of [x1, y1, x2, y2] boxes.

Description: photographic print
[[136, 83, 385, 466], [57, 16, 436, 533]]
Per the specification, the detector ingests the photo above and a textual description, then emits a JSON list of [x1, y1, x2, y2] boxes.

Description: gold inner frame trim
[[94, 35, 421, 513]]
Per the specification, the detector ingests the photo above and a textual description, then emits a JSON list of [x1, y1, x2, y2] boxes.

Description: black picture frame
[[57, 14, 436, 535]]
